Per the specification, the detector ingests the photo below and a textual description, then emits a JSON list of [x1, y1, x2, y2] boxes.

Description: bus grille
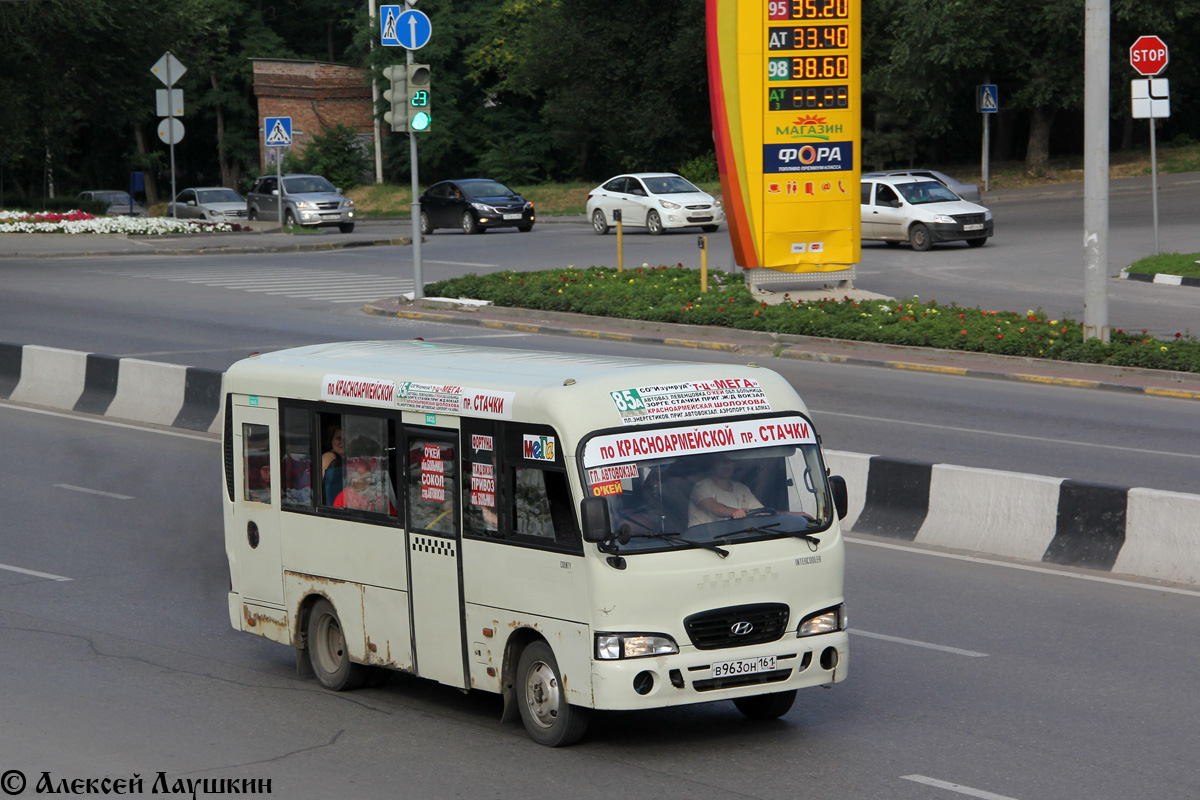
[[684, 603, 789, 650]]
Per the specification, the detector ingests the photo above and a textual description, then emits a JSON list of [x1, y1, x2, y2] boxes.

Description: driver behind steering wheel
[[687, 454, 763, 526]]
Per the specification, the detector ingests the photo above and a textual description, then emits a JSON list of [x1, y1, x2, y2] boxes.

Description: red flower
[[960, 330, 968, 335], [1176, 332, 1182, 338], [718, 307, 725, 312], [997, 334, 1003, 339]]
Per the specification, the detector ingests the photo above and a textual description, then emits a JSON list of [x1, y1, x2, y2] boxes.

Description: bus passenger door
[[231, 399, 284, 608], [405, 428, 467, 689]]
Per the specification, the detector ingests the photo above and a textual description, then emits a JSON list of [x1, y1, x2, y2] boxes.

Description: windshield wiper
[[632, 531, 729, 559], [717, 522, 782, 540], [719, 522, 822, 547]]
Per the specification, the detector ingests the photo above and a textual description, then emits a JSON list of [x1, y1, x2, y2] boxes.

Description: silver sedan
[[167, 187, 248, 221]]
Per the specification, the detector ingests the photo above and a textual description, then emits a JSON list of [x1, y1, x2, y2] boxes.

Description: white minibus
[[222, 341, 849, 746]]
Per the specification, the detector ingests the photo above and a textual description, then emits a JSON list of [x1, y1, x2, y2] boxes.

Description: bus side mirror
[[828, 475, 848, 521], [580, 497, 611, 543]]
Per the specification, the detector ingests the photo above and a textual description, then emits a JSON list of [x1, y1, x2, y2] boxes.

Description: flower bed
[[0, 209, 233, 234], [426, 265, 1200, 373]]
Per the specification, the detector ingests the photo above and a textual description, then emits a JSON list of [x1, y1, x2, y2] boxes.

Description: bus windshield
[[582, 416, 833, 554]]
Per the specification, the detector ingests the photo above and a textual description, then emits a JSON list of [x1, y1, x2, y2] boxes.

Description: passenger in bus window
[[247, 462, 272, 504], [321, 425, 344, 504], [688, 455, 763, 526], [333, 457, 394, 514]]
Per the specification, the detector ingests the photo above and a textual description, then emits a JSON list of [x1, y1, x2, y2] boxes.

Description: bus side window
[[408, 434, 456, 533], [462, 420, 501, 538], [281, 406, 312, 508], [512, 467, 579, 546], [243, 423, 272, 504], [335, 415, 395, 516]]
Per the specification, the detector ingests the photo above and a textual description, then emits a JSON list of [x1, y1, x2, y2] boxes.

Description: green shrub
[[426, 266, 1200, 373], [678, 152, 719, 184], [283, 123, 370, 191]]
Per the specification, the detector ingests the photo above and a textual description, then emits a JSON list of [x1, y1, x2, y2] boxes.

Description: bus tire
[[516, 640, 589, 746], [307, 598, 367, 691], [733, 689, 797, 720]]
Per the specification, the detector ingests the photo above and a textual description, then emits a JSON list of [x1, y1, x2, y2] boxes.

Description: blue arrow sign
[[395, 9, 432, 51], [264, 116, 292, 146]]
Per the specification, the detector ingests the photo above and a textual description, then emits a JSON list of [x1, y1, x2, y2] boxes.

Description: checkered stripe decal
[[412, 534, 456, 558]]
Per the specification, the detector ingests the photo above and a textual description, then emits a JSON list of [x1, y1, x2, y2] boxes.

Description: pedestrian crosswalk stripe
[[92, 264, 414, 303]]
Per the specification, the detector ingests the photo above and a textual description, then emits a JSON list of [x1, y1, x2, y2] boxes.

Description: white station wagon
[[860, 175, 993, 251]]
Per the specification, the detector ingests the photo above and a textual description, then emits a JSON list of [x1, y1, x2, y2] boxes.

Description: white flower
[[0, 209, 233, 235]]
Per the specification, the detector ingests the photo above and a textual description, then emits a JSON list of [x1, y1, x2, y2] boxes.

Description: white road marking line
[[847, 537, 1200, 598], [55, 484, 133, 500], [0, 562, 72, 582], [817, 409, 1199, 461], [0, 403, 217, 442], [850, 629, 988, 658], [901, 775, 1022, 800]]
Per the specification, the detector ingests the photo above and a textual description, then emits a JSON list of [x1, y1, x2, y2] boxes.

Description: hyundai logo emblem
[[730, 621, 754, 636]]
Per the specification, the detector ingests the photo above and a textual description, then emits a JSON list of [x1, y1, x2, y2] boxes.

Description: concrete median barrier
[[2, 341, 1196, 587]]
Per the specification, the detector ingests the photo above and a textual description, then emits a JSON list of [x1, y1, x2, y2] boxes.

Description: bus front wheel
[[516, 640, 590, 746], [307, 598, 367, 691]]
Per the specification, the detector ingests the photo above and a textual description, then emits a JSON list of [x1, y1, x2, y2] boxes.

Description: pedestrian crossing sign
[[264, 116, 292, 146], [977, 85, 999, 113]]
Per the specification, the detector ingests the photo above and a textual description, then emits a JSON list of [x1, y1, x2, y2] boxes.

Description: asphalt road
[[2, 405, 1198, 799]]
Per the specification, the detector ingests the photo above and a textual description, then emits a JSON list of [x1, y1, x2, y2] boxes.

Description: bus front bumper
[[587, 630, 848, 710]]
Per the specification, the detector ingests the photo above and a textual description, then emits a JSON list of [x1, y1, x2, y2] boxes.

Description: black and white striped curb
[[825, 451, 1200, 588], [0, 342, 222, 433], [3, 341, 1196, 586], [1119, 270, 1200, 288]]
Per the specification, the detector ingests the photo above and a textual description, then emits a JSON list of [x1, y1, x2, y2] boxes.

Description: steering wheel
[[745, 507, 776, 517]]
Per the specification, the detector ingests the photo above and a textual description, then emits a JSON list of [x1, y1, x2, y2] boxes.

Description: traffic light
[[406, 64, 431, 132], [382, 65, 406, 132]]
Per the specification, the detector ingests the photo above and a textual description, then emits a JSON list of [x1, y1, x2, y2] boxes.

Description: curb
[[364, 301, 1200, 402], [1120, 269, 1200, 288], [4, 338, 1198, 587]]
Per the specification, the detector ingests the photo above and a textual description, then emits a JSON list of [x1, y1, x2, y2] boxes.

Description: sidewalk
[[364, 296, 1200, 402]]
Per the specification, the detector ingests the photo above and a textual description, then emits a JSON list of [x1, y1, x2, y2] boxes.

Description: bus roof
[[224, 341, 805, 438]]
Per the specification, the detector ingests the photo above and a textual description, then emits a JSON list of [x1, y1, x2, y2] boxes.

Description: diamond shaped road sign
[[151, 52, 187, 86], [1130, 35, 1168, 77]]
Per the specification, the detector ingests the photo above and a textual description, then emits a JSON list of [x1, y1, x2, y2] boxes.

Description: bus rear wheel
[[307, 598, 367, 691], [733, 689, 797, 720], [516, 640, 590, 746]]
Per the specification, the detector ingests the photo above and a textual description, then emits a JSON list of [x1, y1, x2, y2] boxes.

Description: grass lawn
[[1127, 252, 1200, 278]]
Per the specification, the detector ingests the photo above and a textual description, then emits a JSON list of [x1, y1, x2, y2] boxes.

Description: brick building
[[251, 59, 376, 173]]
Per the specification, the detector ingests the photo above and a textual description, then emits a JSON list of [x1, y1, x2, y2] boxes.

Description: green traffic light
[[411, 111, 431, 131]]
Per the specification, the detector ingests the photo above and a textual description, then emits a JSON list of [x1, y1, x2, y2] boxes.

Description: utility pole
[[1083, 0, 1110, 342]]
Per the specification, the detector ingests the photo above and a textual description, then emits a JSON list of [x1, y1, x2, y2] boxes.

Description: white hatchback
[[860, 175, 993, 251], [587, 173, 724, 235]]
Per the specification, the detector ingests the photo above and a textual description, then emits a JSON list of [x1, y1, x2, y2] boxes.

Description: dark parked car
[[418, 179, 535, 235], [76, 190, 149, 217]]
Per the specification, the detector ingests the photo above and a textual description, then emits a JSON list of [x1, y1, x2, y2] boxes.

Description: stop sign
[[1130, 35, 1169, 76]]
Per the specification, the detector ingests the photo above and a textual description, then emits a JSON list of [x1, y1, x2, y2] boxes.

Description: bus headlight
[[797, 605, 844, 637], [596, 633, 678, 660]]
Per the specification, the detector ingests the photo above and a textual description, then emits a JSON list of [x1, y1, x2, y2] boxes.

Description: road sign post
[[1130, 36, 1170, 255], [379, 5, 432, 299], [976, 84, 998, 192], [151, 52, 187, 218]]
